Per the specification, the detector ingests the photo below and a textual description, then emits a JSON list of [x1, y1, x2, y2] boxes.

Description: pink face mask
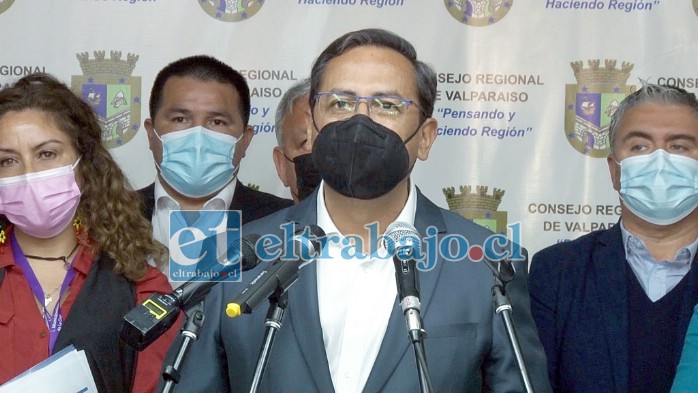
[[0, 159, 82, 238]]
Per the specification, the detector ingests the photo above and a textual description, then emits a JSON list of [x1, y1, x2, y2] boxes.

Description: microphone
[[483, 254, 517, 288], [498, 258, 516, 283], [385, 222, 435, 391], [225, 224, 325, 318], [384, 221, 424, 342], [119, 234, 261, 351]]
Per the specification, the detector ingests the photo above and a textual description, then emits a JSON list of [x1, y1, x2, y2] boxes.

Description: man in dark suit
[[167, 29, 550, 392], [529, 84, 698, 392], [139, 55, 292, 249]]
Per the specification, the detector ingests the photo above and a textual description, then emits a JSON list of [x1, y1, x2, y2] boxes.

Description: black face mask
[[312, 114, 419, 200], [292, 153, 321, 201]]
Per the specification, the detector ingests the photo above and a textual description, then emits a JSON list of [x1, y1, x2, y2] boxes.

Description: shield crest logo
[[199, 0, 264, 22], [72, 51, 141, 148], [564, 60, 635, 157], [444, 0, 513, 26], [443, 185, 508, 235], [0, 0, 15, 15]]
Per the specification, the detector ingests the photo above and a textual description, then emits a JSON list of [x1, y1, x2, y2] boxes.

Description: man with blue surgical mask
[[530, 84, 698, 393], [140, 56, 292, 278]]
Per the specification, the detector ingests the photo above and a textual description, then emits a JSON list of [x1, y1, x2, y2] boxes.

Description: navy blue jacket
[[529, 224, 698, 392]]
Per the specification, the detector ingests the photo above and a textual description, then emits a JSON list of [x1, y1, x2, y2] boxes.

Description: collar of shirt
[[0, 225, 97, 323], [151, 176, 237, 247], [620, 220, 697, 301], [314, 179, 417, 393], [0, 225, 96, 275], [315, 179, 418, 243]]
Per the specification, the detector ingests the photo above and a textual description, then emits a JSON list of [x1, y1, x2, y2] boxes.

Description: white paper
[[0, 345, 98, 393]]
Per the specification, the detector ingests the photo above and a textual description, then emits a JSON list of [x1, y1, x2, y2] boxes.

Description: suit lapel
[[287, 187, 447, 392], [284, 192, 336, 391], [229, 180, 249, 212], [590, 225, 629, 393], [363, 189, 447, 392], [288, 261, 336, 391]]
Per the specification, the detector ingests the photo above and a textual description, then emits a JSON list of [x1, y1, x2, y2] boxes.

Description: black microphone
[[498, 258, 516, 283], [483, 254, 517, 288], [225, 224, 325, 318], [119, 234, 261, 351], [384, 221, 424, 342]]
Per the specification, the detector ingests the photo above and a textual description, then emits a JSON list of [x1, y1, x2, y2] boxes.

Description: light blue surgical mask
[[155, 126, 241, 198], [617, 149, 698, 225]]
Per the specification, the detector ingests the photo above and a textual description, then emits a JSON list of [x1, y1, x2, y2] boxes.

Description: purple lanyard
[[11, 234, 76, 353]]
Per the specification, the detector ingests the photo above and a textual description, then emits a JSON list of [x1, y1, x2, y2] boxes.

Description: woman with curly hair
[[0, 73, 176, 392]]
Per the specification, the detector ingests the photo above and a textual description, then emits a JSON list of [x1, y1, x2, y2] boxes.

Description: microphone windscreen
[[240, 234, 261, 271], [384, 221, 420, 255], [300, 224, 326, 253]]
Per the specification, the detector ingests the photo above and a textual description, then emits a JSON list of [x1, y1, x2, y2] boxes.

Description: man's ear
[[305, 109, 319, 151], [417, 118, 437, 161], [144, 118, 157, 152], [608, 154, 621, 192], [272, 146, 290, 187], [233, 125, 254, 166]]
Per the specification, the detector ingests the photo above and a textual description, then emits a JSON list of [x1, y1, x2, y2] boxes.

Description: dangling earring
[[0, 223, 7, 254], [73, 216, 89, 246], [0, 221, 6, 255]]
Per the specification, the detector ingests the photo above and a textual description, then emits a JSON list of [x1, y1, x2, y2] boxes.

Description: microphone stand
[[249, 291, 289, 393], [403, 301, 433, 393], [485, 259, 534, 393], [396, 255, 434, 393], [159, 301, 206, 393]]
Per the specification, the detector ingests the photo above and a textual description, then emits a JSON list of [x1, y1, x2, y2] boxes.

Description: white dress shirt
[[316, 180, 417, 393], [151, 177, 237, 287]]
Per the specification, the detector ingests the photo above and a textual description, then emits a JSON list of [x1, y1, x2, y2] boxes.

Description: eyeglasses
[[314, 91, 422, 119]]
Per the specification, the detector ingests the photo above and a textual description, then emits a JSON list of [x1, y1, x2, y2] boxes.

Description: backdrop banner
[[2, 0, 696, 255]]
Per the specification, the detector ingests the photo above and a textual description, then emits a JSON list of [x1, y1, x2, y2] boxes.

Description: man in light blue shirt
[[530, 84, 698, 393]]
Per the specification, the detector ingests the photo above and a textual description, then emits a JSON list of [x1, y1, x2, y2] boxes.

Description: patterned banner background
[[1, 0, 697, 255]]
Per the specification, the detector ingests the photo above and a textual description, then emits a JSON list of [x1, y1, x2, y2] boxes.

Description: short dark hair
[[608, 83, 698, 155], [309, 28, 437, 123], [149, 55, 251, 125]]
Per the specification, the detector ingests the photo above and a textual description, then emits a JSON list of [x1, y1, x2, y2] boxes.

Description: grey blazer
[[167, 187, 551, 393]]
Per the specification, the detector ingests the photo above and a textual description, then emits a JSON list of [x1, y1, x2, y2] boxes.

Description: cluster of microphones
[[119, 222, 429, 351]]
